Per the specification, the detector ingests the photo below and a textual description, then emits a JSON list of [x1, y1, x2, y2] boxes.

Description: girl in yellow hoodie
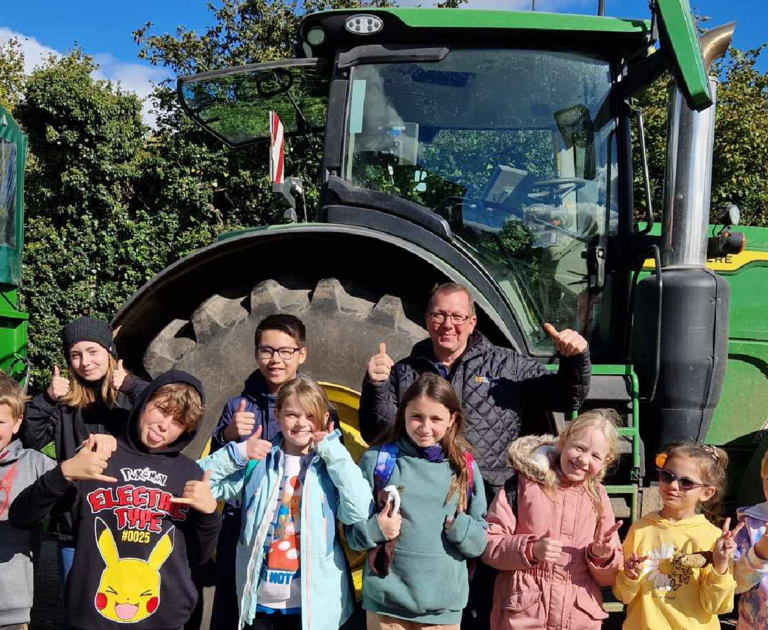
[[614, 444, 741, 630]]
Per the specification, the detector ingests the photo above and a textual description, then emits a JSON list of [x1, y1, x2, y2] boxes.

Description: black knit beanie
[[62, 316, 117, 361]]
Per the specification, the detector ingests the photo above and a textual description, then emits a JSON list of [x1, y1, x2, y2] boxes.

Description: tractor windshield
[[343, 49, 618, 353]]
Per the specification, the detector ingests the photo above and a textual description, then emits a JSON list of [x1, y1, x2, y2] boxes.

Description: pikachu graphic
[[93, 517, 174, 623]]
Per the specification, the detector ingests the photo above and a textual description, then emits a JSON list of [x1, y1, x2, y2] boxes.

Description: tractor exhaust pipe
[[633, 23, 735, 467], [661, 22, 735, 267]]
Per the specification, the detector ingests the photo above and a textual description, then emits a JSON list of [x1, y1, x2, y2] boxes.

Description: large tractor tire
[[142, 275, 427, 458]]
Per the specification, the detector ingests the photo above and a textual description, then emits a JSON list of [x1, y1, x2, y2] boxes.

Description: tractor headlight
[[345, 15, 383, 35]]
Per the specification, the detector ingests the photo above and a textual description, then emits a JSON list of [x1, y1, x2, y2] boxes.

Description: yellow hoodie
[[614, 512, 735, 630]]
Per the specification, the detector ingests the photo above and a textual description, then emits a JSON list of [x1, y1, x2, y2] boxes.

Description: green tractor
[[110, 0, 757, 528], [0, 104, 29, 386]]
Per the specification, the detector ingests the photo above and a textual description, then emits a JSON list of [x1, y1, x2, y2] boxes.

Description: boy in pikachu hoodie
[[10, 370, 221, 630]]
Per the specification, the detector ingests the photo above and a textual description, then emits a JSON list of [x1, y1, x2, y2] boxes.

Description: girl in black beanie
[[22, 316, 147, 590]]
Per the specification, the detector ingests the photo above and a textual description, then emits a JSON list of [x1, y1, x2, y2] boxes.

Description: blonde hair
[[61, 354, 120, 409], [661, 443, 729, 524], [276, 376, 330, 431], [374, 373, 474, 513], [147, 383, 204, 433], [544, 408, 621, 519], [0, 371, 29, 419]]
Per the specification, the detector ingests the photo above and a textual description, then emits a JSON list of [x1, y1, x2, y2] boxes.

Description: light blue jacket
[[198, 431, 374, 630]]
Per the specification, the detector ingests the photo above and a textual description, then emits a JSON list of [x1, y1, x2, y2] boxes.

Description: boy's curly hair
[[0, 371, 29, 419]]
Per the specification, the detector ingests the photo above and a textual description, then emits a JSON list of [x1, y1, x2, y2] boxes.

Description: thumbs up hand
[[367, 343, 395, 383], [47, 365, 71, 401], [224, 399, 257, 442], [311, 419, 335, 449], [245, 425, 272, 461], [543, 323, 588, 357], [532, 528, 564, 564], [111, 359, 129, 391], [171, 470, 218, 514]]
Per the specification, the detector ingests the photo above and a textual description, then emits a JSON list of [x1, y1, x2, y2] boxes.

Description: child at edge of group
[[199, 375, 373, 630], [614, 443, 741, 630], [0, 372, 55, 630], [21, 316, 147, 586], [482, 409, 624, 630], [345, 372, 488, 630], [9, 370, 222, 630], [733, 449, 768, 630], [208, 313, 310, 630]]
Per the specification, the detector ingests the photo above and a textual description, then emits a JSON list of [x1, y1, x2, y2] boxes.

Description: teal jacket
[[198, 431, 374, 630], [345, 437, 488, 625]]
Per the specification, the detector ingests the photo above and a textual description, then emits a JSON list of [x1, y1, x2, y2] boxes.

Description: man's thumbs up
[[368, 342, 394, 383], [543, 323, 588, 357], [225, 398, 256, 442], [47, 365, 70, 401], [245, 424, 272, 461]]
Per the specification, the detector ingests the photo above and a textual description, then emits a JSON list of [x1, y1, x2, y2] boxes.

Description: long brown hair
[[544, 409, 620, 520], [61, 354, 120, 409], [374, 373, 473, 513]]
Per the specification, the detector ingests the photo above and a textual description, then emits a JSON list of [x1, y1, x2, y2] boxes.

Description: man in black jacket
[[11, 371, 221, 630], [359, 282, 591, 491]]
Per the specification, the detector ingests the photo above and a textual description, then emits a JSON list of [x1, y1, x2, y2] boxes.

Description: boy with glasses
[[209, 314, 308, 630]]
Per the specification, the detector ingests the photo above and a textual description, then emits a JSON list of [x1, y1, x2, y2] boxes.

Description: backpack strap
[[373, 442, 400, 495], [464, 451, 475, 507], [503, 473, 519, 517]]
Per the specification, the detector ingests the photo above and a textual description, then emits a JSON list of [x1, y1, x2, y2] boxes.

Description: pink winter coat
[[482, 435, 622, 630]]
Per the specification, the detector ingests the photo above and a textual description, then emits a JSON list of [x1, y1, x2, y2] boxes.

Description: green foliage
[[0, 38, 26, 114], [633, 45, 768, 226]]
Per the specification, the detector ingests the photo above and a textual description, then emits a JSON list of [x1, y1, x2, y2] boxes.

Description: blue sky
[[1, 0, 766, 124]]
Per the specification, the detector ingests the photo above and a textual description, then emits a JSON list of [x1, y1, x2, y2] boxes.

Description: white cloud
[[0, 27, 166, 127], [0, 26, 60, 72]]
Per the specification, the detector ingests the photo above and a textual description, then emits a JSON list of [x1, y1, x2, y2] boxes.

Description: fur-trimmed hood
[[507, 434, 559, 484]]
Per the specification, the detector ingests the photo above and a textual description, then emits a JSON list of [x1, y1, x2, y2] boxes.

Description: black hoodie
[[10, 371, 222, 630]]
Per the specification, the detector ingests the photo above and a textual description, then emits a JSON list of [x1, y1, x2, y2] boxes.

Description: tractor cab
[[178, 1, 714, 364]]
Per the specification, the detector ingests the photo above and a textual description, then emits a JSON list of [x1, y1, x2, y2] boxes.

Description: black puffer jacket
[[21, 376, 147, 541], [359, 332, 591, 488]]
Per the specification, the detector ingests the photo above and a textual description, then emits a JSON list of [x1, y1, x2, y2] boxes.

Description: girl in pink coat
[[483, 409, 623, 630]]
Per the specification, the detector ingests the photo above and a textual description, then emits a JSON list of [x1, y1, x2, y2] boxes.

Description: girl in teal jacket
[[346, 373, 488, 630], [198, 376, 373, 630]]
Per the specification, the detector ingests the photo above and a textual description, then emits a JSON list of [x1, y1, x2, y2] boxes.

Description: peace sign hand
[[624, 552, 648, 580], [590, 519, 624, 559], [713, 517, 744, 574]]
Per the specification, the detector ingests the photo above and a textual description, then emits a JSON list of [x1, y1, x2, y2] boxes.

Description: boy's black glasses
[[656, 468, 710, 492], [257, 345, 302, 360]]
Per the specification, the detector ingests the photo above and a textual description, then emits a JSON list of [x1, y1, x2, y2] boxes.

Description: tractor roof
[[299, 8, 651, 58]]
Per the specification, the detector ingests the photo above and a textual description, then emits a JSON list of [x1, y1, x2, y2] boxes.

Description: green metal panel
[[0, 105, 26, 287], [656, 0, 712, 110], [0, 106, 28, 385]]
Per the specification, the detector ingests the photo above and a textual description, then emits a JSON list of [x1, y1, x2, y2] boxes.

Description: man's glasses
[[427, 311, 471, 325], [656, 468, 710, 492], [257, 346, 302, 360]]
